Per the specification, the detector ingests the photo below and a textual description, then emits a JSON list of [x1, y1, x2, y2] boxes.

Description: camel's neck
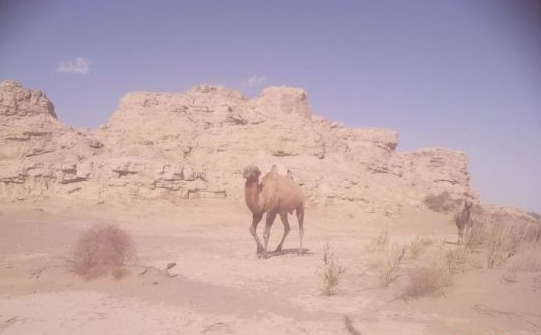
[[464, 206, 471, 218], [244, 179, 263, 213]]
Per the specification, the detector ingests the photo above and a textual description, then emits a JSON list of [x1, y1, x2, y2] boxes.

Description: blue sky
[[1, 0, 540, 213]]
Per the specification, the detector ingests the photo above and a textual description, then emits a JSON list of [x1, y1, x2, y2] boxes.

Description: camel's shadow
[[267, 248, 313, 258]]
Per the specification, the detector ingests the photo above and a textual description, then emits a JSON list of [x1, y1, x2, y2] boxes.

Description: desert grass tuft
[[445, 247, 467, 274], [408, 236, 433, 260], [485, 224, 518, 269], [501, 263, 520, 284], [507, 244, 541, 272], [463, 216, 487, 250], [377, 244, 405, 288], [365, 229, 389, 251], [512, 222, 541, 245], [320, 243, 346, 296], [499, 244, 541, 283]]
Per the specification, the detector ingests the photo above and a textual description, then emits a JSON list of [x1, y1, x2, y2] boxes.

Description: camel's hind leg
[[296, 207, 305, 255], [262, 211, 277, 259], [249, 212, 264, 257], [275, 213, 291, 253]]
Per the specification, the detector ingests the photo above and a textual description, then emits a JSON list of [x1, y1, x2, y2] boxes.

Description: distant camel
[[243, 165, 305, 259], [454, 199, 473, 244]]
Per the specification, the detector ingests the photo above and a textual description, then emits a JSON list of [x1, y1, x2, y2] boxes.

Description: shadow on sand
[[267, 248, 313, 258], [344, 315, 363, 335]]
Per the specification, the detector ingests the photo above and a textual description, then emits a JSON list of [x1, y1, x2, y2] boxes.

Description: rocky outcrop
[[0, 80, 56, 118], [253, 86, 311, 118], [0, 80, 475, 215]]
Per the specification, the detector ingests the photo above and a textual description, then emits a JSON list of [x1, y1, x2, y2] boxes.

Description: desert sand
[[1, 198, 540, 335]]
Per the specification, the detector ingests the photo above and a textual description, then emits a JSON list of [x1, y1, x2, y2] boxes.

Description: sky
[[0, 0, 540, 213]]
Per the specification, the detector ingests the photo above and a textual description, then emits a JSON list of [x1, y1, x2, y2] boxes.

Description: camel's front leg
[[262, 211, 277, 259], [249, 212, 264, 257]]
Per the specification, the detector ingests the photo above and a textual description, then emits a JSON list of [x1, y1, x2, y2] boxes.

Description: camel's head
[[242, 165, 261, 181]]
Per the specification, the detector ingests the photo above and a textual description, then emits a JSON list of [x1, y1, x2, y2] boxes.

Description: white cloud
[[242, 75, 267, 88], [57, 57, 91, 75]]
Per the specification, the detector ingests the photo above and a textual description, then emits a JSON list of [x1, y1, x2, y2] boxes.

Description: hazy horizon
[[1, 0, 540, 213]]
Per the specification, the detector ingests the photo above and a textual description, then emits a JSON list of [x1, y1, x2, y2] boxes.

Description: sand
[[1, 199, 540, 335]]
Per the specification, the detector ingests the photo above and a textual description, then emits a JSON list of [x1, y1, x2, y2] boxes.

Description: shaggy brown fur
[[454, 199, 473, 244], [243, 165, 305, 259]]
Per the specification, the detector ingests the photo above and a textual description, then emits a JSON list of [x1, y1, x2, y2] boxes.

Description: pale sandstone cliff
[[0, 80, 476, 215]]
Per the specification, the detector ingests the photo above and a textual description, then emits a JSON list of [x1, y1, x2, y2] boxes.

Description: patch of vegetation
[[460, 216, 540, 270], [501, 264, 519, 284], [521, 223, 541, 244], [485, 224, 517, 269], [506, 245, 541, 272], [320, 243, 346, 296], [527, 212, 541, 221], [401, 264, 453, 300], [365, 229, 389, 251], [445, 247, 467, 274], [401, 212, 541, 299], [66, 224, 136, 279], [408, 236, 433, 260], [463, 216, 488, 250], [377, 244, 405, 288], [423, 191, 462, 213]]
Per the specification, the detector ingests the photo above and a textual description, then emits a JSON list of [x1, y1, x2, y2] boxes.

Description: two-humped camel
[[455, 199, 473, 244], [243, 165, 305, 259]]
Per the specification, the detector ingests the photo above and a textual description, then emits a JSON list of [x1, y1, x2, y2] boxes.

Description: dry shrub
[[504, 223, 527, 249], [468, 209, 540, 248], [501, 263, 520, 284], [501, 245, 541, 284], [527, 212, 541, 221], [320, 243, 346, 296], [513, 223, 541, 245], [463, 216, 488, 250], [365, 230, 389, 251], [67, 224, 136, 279], [401, 264, 453, 300], [377, 244, 405, 287], [445, 247, 467, 274], [486, 224, 518, 269], [423, 192, 461, 213], [507, 245, 541, 272], [408, 236, 433, 260], [460, 215, 540, 271], [526, 224, 541, 244]]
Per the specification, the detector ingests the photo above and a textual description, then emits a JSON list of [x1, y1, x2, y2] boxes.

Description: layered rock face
[[0, 81, 473, 214]]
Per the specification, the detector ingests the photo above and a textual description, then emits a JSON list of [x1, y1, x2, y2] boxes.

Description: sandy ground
[[1, 199, 540, 335]]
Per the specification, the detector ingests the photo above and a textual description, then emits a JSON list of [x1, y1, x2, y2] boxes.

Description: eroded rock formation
[[0, 80, 475, 215]]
